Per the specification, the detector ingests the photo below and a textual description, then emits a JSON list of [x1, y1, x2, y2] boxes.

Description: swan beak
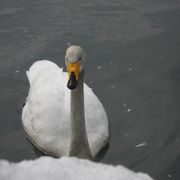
[[67, 62, 80, 90]]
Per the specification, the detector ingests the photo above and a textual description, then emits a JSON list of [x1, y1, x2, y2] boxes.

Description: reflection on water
[[0, 0, 180, 179]]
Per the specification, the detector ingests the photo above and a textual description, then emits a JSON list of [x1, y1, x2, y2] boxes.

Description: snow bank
[[0, 157, 153, 180]]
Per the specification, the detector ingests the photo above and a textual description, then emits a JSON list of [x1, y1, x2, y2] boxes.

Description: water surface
[[0, 0, 180, 179]]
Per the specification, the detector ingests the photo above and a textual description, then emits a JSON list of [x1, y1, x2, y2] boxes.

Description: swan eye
[[79, 57, 82, 61], [65, 57, 68, 61]]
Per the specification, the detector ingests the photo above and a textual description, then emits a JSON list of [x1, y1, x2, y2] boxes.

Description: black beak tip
[[67, 81, 77, 90], [67, 72, 78, 90]]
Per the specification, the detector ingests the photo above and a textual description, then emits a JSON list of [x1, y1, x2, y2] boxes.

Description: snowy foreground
[[0, 157, 153, 180]]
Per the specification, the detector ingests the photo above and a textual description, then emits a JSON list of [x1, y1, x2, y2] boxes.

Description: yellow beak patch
[[67, 61, 80, 81]]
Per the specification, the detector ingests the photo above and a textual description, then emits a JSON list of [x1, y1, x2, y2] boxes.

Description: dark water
[[0, 0, 180, 179]]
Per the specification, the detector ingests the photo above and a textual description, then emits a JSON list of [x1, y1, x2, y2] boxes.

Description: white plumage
[[22, 58, 109, 158]]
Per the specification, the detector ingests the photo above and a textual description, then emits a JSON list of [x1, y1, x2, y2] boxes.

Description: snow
[[0, 157, 153, 180]]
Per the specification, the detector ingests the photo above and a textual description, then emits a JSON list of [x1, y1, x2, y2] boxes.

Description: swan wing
[[84, 85, 109, 157], [22, 60, 70, 156]]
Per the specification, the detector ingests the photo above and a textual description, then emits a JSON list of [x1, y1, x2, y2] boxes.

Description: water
[[0, 0, 180, 179]]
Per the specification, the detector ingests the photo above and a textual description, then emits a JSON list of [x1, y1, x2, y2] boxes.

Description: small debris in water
[[109, 61, 113, 64], [98, 66, 102, 70], [111, 85, 116, 89], [128, 67, 132, 72], [123, 104, 127, 107], [135, 142, 147, 148], [15, 70, 20, 73], [168, 174, 172, 178], [127, 108, 132, 112]]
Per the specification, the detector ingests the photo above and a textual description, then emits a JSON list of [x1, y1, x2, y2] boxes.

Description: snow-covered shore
[[0, 156, 153, 180]]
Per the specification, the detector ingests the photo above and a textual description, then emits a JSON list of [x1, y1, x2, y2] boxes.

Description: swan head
[[65, 45, 86, 90]]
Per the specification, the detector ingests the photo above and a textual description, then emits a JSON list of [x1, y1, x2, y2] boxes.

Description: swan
[[22, 45, 109, 160]]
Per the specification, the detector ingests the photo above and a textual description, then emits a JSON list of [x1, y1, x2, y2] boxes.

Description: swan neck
[[69, 71, 92, 159]]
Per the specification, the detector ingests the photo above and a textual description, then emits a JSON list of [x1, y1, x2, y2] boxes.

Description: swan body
[[22, 46, 109, 159]]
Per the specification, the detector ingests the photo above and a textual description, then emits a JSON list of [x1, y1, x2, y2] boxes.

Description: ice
[[0, 156, 153, 180]]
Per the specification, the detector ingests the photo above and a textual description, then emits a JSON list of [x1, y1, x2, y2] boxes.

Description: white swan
[[22, 45, 110, 160]]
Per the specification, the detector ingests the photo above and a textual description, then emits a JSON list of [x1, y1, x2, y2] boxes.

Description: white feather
[[22, 60, 109, 158]]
